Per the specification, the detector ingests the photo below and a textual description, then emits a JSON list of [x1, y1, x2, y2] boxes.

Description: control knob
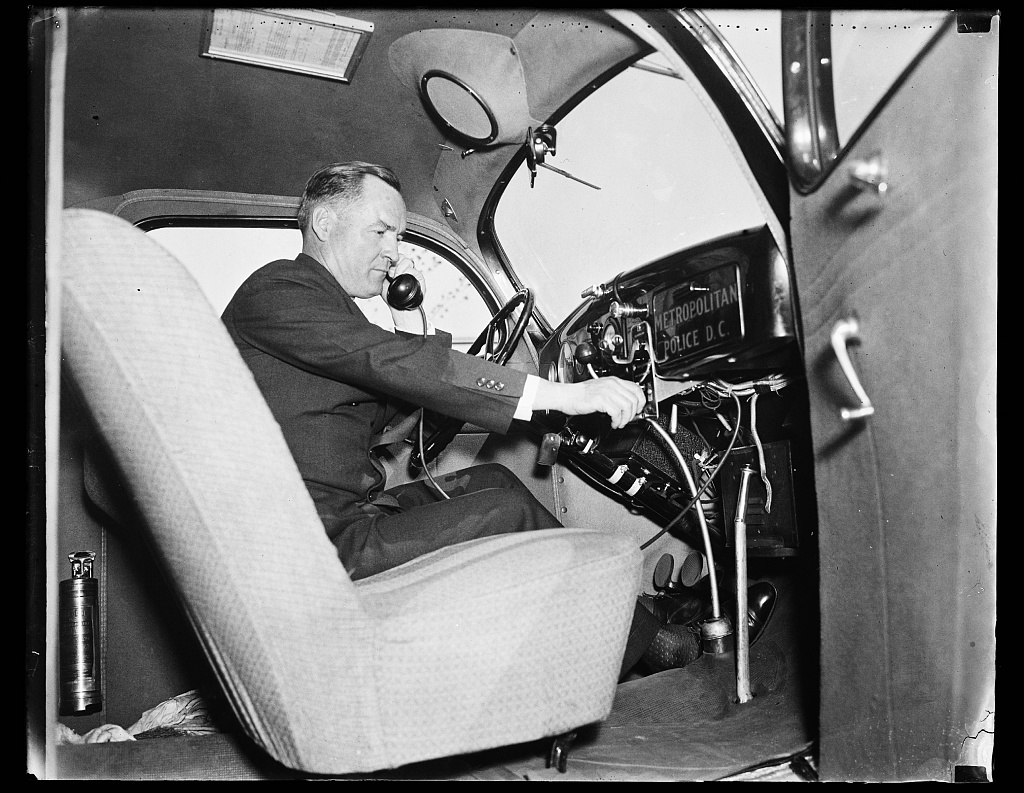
[[573, 341, 600, 369], [610, 301, 649, 320]]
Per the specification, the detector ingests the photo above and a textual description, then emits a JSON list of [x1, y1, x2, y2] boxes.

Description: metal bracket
[[848, 152, 888, 196], [547, 730, 577, 773], [440, 198, 459, 222]]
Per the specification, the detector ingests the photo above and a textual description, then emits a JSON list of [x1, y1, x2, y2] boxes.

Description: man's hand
[[533, 376, 646, 429]]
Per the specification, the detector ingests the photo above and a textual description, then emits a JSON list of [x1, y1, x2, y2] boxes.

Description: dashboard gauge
[[557, 340, 577, 383], [601, 320, 623, 355]]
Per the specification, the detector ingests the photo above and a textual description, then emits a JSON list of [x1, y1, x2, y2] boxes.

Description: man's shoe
[[642, 581, 778, 645], [638, 590, 709, 626], [712, 580, 777, 645], [744, 581, 777, 646], [641, 623, 702, 673]]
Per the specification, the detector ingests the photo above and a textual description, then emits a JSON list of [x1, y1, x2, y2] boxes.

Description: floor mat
[[56, 572, 816, 781], [376, 571, 819, 781]]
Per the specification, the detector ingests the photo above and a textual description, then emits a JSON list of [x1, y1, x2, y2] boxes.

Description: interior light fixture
[[202, 9, 373, 83], [419, 69, 499, 147]]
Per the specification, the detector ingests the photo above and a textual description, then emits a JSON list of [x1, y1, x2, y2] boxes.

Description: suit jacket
[[221, 253, 528, 543]]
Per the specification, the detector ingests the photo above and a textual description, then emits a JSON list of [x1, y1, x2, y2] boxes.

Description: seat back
[[60, 209, 384, 769]]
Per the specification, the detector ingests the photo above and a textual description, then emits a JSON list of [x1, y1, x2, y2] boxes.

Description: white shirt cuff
[[514, 374, 541, 421]]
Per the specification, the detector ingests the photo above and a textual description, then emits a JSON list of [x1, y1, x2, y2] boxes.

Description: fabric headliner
[[388, 28, 538, 145]]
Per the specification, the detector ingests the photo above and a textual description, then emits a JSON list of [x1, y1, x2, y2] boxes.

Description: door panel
[[788, 21, 996, 781]]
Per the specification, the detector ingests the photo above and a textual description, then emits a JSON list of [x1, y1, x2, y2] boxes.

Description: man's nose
[[381, 238, 399, 263]]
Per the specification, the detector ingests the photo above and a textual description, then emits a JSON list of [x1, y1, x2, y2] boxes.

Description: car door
[[781, 11, 996, 782]]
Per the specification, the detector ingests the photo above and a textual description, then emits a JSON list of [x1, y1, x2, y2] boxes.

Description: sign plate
[[650, 263, 744, 365]]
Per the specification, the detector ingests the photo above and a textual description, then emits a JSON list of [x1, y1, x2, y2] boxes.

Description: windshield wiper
[[536, 161, 601, 190], [526, 126, 601, 190]]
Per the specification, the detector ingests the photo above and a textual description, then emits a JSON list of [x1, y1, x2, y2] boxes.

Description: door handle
[[830, 316, 875, 421], [848, 152, 888, 196]]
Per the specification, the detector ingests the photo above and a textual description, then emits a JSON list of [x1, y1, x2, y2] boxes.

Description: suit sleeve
[[228, 269, 529, 434]]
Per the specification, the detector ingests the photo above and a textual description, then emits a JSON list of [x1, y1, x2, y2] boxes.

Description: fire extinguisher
[[59, 551, 102, 716]]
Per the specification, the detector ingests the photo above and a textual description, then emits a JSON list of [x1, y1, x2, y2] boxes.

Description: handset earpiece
[[385, 272, 423, 311]]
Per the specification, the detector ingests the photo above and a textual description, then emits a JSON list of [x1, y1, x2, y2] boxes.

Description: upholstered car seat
[[59, 208, 642, 774]]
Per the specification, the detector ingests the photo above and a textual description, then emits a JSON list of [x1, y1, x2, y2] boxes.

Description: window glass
[[148, 226, 300, 317], [146, 226, 492, 349], [400, 245, 493, 346], [829, 11, 950, 146], [493, 52, 766, 325]]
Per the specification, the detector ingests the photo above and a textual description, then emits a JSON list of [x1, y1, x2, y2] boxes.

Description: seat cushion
[[356, 528, 641, 765]]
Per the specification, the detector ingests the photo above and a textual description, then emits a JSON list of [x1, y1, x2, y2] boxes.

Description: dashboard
[[534, 226, 810, 556], [540, 226, 796, 394]]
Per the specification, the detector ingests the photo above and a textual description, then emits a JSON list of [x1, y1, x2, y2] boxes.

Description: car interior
[[28, 8, 996, 782]]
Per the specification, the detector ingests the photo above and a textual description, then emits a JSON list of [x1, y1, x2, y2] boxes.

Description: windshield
[[492, 15, 776, 326]]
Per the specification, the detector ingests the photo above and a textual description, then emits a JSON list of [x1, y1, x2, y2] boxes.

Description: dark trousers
[[342, 463, 660, 678], [342, 463, 558, 581]]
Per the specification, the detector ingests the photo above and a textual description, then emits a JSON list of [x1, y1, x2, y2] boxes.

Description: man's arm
[[520, 375, 646, 429], [227, 267, 529, 434], [383, 260, 647, 430]]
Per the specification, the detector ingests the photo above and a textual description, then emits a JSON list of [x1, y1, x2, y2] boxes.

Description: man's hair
[[296, 161, 402, 231]]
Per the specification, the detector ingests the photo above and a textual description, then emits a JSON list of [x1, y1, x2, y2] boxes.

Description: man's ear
[[309, 204, 334, 243]]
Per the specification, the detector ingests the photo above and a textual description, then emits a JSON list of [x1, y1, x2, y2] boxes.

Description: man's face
[[314, 176, 407, 298]]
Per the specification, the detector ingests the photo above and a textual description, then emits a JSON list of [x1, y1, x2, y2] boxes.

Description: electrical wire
[[694, 448, 722, 524], [418, 410, 450, 501], [612, 271, 624, 304], [749, 392, 773, 513], [702, 374, 792, 398], [645, 416, 722, 618], [699, 374, 792, 515], [413, 303, 450, 501], [639, 391, 742, 551]]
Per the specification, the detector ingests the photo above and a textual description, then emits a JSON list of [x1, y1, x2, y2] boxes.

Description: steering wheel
[[410, 288, 534, 471]]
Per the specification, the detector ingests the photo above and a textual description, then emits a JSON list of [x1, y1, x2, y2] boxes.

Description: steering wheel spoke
[[410, 289, 534, 471]]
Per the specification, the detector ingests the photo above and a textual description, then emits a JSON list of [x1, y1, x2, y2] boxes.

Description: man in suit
[[223, 161, 700, 674]]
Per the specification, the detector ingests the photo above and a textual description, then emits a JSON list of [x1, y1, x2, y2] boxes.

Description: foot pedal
[[654, 550, 705, 591], [678, 549, 706, 587], [653, 553, 675, 591]]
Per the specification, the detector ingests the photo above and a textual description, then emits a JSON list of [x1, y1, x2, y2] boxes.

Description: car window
[[146, 225, 492, 349], [702, 11, 949, 150], [829, 10, 950, 146], [492, 51, 767, 326], [782, 10, 953, 192]]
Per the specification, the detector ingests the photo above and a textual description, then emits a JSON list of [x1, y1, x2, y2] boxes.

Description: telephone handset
[[385, 272, 423, 311]]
